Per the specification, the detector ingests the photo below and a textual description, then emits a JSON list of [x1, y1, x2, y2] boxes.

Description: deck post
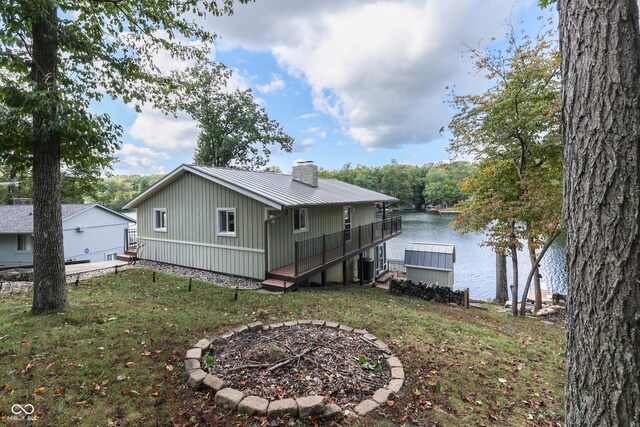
[[358, 226, 361, 249], [322, 234, 326, 264], [294, 241, 299, 276], [359, 252, 364, 286], [342, 261, 347, 286], [321, 270, 326, 287], [371, 222, 375, 243], [342, 230, 346, 255]]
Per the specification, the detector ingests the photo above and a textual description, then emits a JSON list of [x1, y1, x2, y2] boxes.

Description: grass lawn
[[0, 269, 565, 426]]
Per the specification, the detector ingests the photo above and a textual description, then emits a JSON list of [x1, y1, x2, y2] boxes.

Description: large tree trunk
[[31, 5, 68, 314], [509, 243, 518, 317], [495, 251, 508, 304], [560, 1, 640, 425]]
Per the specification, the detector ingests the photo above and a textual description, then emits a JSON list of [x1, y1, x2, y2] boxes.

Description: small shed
[[404, 242, 456, 288]]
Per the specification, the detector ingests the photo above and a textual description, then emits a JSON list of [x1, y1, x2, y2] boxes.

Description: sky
[[106, 0, 554, 176]]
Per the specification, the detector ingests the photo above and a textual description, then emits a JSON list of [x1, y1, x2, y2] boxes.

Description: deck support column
[[321, 270, 326, 287], [359, 252, 364, 286], [342, 261, 347, 286]]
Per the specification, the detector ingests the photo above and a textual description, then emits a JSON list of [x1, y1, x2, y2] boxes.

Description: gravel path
[[0, 260, 260, 295]]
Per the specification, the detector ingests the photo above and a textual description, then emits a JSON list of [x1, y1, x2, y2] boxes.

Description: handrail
[[293, 216, 402, 276]]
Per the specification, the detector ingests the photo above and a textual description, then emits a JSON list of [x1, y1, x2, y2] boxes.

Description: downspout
[[264, 209, 288, 279]]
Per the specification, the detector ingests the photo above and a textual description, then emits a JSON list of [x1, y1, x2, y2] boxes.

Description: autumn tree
[[449, 24, 563, 312], [181, 64, 293, 170], [0, 0, 250, 313], [537, 0, 640, 424]]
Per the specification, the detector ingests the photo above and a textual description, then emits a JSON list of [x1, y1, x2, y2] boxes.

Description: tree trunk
[[31, 5, 68, 314], [560, 1, 640, 425], [519, 232, 559, 317], [509, 243, 518, 317], [527, 241, 542, 312], [495, 251, 508, 304]]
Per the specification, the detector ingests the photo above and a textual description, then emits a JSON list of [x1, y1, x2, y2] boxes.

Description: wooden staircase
[[261, 278, 297, 292], [117, 250, 138, 262]]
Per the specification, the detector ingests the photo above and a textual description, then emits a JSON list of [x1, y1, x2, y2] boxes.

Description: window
[[154, 208, 167, 232], [106, 252, 118, 261], [218, 208, 236, 237], [16, 234, 30, 252], [293, 208, 307, 233], [344, 206, 352, 241]]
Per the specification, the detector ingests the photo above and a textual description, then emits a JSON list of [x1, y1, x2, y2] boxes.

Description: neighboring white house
[[0, 204, 135, 266]]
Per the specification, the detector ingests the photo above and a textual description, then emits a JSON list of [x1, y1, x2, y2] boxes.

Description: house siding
[[0, 234, 34, 265], [268, 203, 375, 271], [135, 172, 266, 279], [62, 208, 131, 262]]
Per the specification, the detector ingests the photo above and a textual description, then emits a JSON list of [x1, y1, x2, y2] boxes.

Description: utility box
[[362, 257, 374, 281], [404, 242, 456, 288]]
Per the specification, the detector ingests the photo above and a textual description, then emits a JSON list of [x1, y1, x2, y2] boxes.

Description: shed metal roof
[[0, 204, 134, 234], [404, 242, 456, 271], [123, 164, 398, 210]]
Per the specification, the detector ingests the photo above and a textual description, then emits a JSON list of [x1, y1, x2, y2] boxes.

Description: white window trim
[[293, 208, 308, 234], [16, 234, 31, 253], [106, 252, 118, 261], [153, 208, 167, 232], [217, 208, 237, 237]]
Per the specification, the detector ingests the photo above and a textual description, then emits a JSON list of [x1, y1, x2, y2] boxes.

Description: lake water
[[386, 211, 568, 300]]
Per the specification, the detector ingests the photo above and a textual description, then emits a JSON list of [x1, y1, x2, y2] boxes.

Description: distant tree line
[[1, 161, 474, 212], [318, 160, 476, 208]]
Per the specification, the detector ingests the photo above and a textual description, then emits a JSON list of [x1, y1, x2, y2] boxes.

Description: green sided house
[[123, 162, 402, 291]]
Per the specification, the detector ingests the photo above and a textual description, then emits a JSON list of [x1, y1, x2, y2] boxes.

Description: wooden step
[[261, 279, 296, 292], [125, 250, 137, 256], [117, 254, 136, 262]]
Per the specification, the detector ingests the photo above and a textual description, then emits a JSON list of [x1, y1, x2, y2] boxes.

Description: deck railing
[[124, 228, 138, 252], [294, 216, 402, 276]]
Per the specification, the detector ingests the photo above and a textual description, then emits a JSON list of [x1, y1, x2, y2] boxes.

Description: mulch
[[204, 324, 391, 407]]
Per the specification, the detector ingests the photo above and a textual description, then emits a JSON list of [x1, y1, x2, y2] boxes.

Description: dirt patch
[[204, 324, 391, 407]]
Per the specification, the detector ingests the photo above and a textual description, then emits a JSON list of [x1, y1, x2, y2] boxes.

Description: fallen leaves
[[116, 375, 127, 381]]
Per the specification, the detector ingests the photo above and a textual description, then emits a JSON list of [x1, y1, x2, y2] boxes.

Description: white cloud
[[128, 106, 200, 152], [301, 138, 315, 146], [298, 113, 319, 120], [256, 74, 285, 94], [205, 0, 535, 150], [307, 127, 326, 138], [114, 144, 170, 174]]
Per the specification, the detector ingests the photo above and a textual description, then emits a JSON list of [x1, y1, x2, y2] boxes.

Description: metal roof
[[123, 164, 398, 210], [404, 242, 456, 271], [0, 204, 134, 234]]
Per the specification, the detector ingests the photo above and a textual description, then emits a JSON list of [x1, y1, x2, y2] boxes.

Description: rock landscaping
[[390, 278, 465, 304], [184, 320, 404, 421]]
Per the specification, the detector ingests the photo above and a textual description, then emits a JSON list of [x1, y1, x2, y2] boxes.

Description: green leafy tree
[[449, 24, 563, 313], [0, 0, 250, 313], [90, 174, 165, 211], [181, 64, 293, 169]]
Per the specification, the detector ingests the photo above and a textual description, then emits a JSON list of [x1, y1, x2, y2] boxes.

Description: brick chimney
[[292, 161, 318, 187]]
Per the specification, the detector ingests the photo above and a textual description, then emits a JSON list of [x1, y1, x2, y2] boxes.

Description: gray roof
[[124, 164, 398, 210], [0, 204, 134, 234], [405, 242, 456, 271]]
